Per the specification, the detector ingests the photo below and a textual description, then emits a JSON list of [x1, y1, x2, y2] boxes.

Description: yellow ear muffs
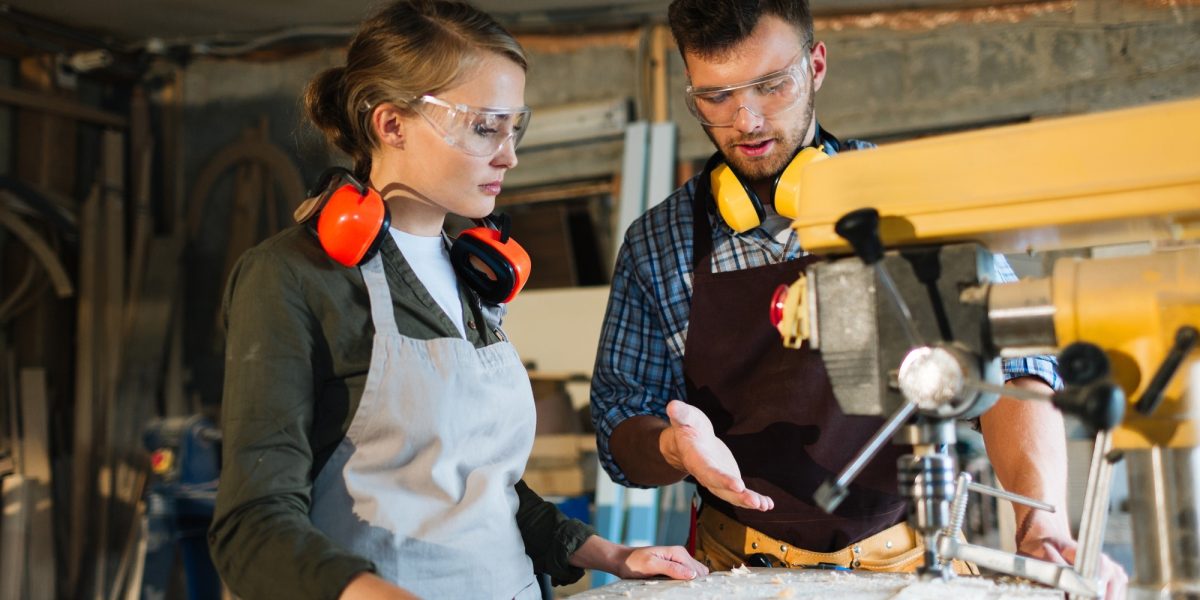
[[710, 160, 765, 233], [772, 145, 829, 220], [706, 145, 830, 233]]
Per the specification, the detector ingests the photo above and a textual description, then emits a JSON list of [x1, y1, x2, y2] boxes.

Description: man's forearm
[[979, 376, 1072, 541], [610, 415, 688, 486]]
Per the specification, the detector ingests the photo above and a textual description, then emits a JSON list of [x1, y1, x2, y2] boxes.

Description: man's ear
[[810, 41, 828, 93], [372, 102, 406, 148]]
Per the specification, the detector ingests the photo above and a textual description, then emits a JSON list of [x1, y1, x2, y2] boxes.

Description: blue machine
[[141, 415, 222, 600]]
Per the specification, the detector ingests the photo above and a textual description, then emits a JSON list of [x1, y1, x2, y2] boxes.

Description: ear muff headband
[[302, 166, 531, 302], [706, 144, 829, 233]]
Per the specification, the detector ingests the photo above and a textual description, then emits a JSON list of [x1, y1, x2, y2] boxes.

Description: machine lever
[[965, 482, 1056, 513], [814, 401, 917, 513], [962, 378, 1053, 402], [936, 537, 1100, 598], [963, 376, 1123, 434], [835, 208, 926, 349], [1135, 325, 1199, 416]]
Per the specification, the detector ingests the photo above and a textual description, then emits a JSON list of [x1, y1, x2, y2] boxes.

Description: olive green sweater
[[209, 225, 595, 600]]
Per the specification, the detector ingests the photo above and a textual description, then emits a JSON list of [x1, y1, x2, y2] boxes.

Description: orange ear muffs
[[299, 167, 390, 267], [449, 213, 531, 304], [706, 144, 829, 233]]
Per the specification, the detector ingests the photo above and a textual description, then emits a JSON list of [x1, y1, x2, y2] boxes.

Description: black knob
[[1055, 382, 1126, 435], [834, 208, 885, 265], [1058, 342, 1111, 387]]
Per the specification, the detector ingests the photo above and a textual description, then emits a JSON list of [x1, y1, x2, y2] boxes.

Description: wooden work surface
[[570, 567, 1063, 599]]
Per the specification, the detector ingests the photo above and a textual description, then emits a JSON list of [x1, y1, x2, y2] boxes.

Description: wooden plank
[[0, 474, 29, 600], [94, 129, 126, 600], [18, 368, 55, 600], [123, 86, 154, 345], [69, 183, 102, 598], [0, 86, 127, 128], [650, 24, 670, 123]]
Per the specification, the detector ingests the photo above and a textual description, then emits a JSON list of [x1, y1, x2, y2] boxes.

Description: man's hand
[[660, 400, 774, 511], [1017, 512, 1128, 600]]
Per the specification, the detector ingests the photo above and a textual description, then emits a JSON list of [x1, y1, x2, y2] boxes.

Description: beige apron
[[310, 253, 539, 599]]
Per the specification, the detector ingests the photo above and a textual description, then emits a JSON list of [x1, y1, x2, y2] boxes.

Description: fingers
[[715, 487, 772, 511], [1099, 556, 1128, 600]]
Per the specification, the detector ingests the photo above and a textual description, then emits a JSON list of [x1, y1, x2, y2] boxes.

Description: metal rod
[[816, 401, 917, 512], [938, 537, 1099, 598], [874, 263, 925, 349], [941, 472, 973, 568], [1072, 432, 1115, 600], [964, 378, 1055, 403], [966, 482, 1056, 513]]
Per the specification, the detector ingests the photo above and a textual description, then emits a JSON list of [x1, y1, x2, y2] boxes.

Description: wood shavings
[[729, 564, 753, 576], [571, 568, 1063, 599]]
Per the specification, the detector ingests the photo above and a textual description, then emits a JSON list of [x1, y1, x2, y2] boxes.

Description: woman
[[207, 1, 707, 598]]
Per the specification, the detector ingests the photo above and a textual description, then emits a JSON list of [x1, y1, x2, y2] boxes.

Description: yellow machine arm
[[782, 97, 1200, 449]]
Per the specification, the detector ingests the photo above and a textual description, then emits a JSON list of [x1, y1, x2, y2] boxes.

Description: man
[[590, 0, 1127, 596]]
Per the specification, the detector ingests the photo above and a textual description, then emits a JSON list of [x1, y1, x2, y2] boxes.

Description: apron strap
[[360, 253, 399, 337]]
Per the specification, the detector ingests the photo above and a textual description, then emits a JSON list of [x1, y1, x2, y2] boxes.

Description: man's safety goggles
[[406, 95, 532, 157], [684, 56, 809, 127]]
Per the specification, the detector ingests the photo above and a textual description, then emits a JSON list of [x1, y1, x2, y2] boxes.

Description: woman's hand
[[569, 535, 708, 581], [614, 545, 710, 580]]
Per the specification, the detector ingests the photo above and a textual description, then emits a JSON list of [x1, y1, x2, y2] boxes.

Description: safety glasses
[[406, 95, 532, 157], [685, 55, 810, 127]]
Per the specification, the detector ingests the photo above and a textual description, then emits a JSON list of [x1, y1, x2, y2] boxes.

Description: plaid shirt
[[590, 134, 1062, 486]]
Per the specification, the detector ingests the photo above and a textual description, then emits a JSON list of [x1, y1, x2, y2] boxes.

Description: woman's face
[[383, 52, 527, 230]]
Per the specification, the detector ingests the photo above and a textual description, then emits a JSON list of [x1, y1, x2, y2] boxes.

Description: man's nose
[[732, 105, 765, 133]]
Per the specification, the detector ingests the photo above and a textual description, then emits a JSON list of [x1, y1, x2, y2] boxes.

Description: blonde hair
[[304, 0, 527, 177]]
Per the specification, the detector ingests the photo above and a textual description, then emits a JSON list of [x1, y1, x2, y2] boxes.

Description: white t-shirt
[[389, 228, 466, 338]]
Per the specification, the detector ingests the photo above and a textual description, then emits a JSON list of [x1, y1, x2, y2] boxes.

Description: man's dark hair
[[668, 0, 814, 60]]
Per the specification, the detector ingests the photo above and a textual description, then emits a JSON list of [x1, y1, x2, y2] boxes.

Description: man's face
[[684, 15, 826, 182]]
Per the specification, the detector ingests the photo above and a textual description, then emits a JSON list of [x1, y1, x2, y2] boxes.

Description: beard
[[706, 92, 816, 184]]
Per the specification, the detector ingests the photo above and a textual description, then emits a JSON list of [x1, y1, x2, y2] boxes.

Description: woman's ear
[[372, 102, 406, 148]]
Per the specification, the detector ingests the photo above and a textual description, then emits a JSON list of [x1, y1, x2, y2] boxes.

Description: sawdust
[[570, 568, 1064, 599]]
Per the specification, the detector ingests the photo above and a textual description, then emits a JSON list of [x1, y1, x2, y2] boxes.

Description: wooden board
[[18, 369, 55, 600], [69, 183, 102, 597], [571, 568, 1064, 599], [0, 474, 29, 600]]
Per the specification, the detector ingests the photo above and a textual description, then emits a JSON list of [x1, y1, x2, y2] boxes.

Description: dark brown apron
[[682, 188, 908, 553]]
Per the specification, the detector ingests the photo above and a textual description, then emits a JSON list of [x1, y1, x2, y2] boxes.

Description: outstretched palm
[[665, 400, 774, 511]]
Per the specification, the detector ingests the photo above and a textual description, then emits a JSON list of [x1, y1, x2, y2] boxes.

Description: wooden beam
[[18, 368, 56, 600], [0, 86, 126, 129], [68, 183, 101, 599]]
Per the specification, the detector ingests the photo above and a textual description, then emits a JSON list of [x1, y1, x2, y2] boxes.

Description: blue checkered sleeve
[[994, 255, 1063, 391], [590, 193, 698, 487]]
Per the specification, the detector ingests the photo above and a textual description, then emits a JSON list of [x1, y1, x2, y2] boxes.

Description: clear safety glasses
[[406, 95, 532, 157], [684, 55, 810, 127]]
